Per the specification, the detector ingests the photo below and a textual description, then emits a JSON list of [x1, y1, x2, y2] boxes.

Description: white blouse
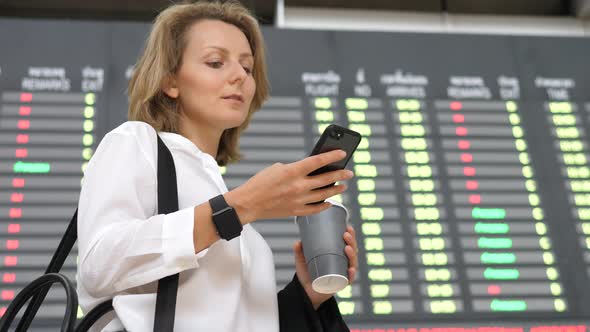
[[76, 121, 279, 332]]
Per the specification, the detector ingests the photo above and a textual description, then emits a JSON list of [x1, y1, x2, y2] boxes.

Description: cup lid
[[325, 198, 349, 222], [293, 198, 350, 224], [311, 274, 349, 294]]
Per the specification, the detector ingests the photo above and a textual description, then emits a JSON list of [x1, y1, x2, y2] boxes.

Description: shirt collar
[[158, 131, 219, 167]]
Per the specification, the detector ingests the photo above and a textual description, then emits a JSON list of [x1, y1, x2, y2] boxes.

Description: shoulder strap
[[153, 135, 180, 332], [15, 134, 181, 332]]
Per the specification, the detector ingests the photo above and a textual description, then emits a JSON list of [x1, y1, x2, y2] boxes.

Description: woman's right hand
[[224, 149, 354, 224]]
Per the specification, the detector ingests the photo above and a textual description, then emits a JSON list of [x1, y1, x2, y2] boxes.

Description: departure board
[[1, 19, 590, 331]]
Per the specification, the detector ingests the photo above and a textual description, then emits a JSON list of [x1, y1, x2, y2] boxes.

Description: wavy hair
[[128, 0, 269, 166]]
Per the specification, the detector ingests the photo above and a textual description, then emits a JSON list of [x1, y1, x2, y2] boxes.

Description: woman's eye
[[207, 61, 223, 68], [243, 66, 253, 74]]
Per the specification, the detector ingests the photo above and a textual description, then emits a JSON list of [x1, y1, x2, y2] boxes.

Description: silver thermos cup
[[295, 199, 350, 294]]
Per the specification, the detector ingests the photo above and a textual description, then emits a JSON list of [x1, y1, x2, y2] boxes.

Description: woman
[[76, 1, 358, 331]]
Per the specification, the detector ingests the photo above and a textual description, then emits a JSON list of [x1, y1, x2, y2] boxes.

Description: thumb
[[294, 240, 311, 286], [294, 240, 308, 264]]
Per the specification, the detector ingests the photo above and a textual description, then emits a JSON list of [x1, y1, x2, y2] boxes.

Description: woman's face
[[167, 19, 256, 132]]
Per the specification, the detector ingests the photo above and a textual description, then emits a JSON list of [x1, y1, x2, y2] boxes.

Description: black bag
[[0, 136, 180, 332]]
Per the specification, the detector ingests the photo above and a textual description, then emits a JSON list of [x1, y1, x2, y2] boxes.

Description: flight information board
[[0, 18, 590, 331]]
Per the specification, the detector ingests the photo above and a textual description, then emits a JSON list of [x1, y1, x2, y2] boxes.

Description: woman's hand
[[225, 150, 354, 224], [294, 225, 359, 310]]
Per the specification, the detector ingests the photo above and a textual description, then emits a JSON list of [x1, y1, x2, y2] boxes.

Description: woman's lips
[[222, 94, 244, 102]]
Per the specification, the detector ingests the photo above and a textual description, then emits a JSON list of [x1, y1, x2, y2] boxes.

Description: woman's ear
[[162, 75, 179, 99]]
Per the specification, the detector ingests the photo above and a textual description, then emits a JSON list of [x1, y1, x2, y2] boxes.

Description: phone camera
[[329, 129, 343, 139]]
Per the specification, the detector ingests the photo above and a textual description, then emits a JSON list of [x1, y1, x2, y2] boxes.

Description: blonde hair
[[128, 0, 269, 166]]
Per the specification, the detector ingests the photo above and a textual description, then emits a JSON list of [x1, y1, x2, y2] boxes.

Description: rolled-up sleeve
[[77, 129, 205, 299]]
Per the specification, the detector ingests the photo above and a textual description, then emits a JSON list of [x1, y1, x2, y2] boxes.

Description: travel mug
[[295, 199, 350, 294]]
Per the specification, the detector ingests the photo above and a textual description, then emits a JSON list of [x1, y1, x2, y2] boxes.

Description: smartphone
[[308, 124, 361, 190]]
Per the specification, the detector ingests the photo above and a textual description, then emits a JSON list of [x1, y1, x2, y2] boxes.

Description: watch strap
[[210, 194, 230, 215]]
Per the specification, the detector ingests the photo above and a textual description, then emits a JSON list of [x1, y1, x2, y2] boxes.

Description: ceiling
[[287, 0, 572, 15], [0, 0, 583, 23], [0, 0, 276, 22]]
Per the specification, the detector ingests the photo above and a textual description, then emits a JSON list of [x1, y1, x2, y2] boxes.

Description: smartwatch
[[209, 194, 243, 241]]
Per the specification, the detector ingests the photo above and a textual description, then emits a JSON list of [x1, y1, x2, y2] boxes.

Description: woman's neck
[[178, 118, 221, 159]]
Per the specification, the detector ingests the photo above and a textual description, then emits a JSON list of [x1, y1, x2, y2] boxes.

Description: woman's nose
[[229, 61, 247, 84]]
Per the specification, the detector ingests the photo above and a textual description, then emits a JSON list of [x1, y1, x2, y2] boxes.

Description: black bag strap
[[15, 213, 79, 331], [1, 273, 78, 332], [153, 135, 180, 332], [11, 134, 180, 332]]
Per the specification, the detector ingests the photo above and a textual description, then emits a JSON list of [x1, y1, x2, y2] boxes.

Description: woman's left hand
[[293, 225, 358, 310]]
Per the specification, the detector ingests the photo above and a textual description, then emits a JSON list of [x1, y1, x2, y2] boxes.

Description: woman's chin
[[219, 113, 248, 130]]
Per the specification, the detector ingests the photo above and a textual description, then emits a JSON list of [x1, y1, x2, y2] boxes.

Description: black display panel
[[1, 18, 589, 331]]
